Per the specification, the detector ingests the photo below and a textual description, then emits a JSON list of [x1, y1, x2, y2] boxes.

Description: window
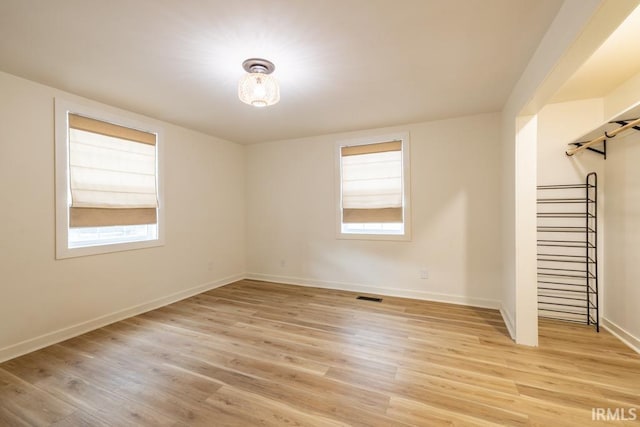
[[336, 132, 411, 240], [55, 98, 164, 258]]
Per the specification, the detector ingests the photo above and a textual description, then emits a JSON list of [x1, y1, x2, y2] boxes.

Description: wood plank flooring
[[1, 279, 639, 426]]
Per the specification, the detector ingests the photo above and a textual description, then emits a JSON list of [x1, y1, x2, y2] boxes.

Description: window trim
[[54, 97, 165, 259], [335, 132, 411, 241]]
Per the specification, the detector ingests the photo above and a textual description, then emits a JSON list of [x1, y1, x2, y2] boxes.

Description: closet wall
[[537, 99, 605, 185], [536, 99, 605, 328], [604, 130, 640, 348], [600, 71, 640, 350]]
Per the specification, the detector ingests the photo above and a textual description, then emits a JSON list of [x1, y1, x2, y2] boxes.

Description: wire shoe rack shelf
[[536, 172, 599, 331]]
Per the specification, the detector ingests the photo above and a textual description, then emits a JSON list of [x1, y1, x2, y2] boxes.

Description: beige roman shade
[[341, 140, 403, 223], [68, 114, 158, 227]]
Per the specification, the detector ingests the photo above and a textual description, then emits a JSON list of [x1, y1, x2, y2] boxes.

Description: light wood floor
[[1, 280, 639, 426]]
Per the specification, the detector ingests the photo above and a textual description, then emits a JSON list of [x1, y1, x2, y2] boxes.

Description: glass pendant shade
[[238, 72, 280, 107]]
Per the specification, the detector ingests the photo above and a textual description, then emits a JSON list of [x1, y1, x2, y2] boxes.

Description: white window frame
[[335, 132, 411, 241], [54, 98, 165, 259]]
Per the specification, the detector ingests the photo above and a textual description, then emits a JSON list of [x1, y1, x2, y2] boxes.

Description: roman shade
[[341, 140, 403, 223], [68, 113, 158, 227]]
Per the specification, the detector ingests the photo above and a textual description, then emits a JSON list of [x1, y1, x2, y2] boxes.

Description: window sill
[[56, 237, 164, 259], [336, 232, 411, 242]]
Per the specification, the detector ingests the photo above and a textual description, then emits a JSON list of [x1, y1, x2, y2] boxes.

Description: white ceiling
[[0, 0, 562, 144], [552, 4, 640, 103]]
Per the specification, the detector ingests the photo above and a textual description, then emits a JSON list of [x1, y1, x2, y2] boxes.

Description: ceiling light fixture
[[238, 58, 280, 108]]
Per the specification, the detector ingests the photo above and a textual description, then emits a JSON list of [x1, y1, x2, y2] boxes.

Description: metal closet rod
[[566, 117, 640, 156]]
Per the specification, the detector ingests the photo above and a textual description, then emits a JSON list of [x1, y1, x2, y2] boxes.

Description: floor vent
[[357, 296, 383, 302]]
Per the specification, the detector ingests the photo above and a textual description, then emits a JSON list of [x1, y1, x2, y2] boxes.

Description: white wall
[[604, 131, 640, 351], [0, 71, 246, 362], [500, 107, 517, 338], [599, 69, 640, 351], [536, 99, 605, 329], [514, 115, 538, 344], [245, 113, 503, 307], [537, 99, 605, 184], [604, 68, 640, 120], [537, 99, 605, 268]]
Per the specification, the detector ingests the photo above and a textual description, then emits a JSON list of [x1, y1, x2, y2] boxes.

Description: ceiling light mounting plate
[[242, 58, 275, 74]]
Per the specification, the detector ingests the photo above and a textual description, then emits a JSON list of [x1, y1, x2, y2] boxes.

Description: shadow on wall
[[412, 116, 502, 303]]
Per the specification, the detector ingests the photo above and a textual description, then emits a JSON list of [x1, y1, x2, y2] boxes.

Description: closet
[[536, 109, 640, 334]]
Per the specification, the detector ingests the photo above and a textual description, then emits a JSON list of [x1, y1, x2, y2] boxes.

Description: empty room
[[1, 0, 639, 425]]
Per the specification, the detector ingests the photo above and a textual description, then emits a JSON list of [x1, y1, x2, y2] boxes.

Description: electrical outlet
[[208, 261, 214, 271], [420, 268, 429, 279], [280, 259, 286, 268]]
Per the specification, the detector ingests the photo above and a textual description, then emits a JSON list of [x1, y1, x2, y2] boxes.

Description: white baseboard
[[0, 273, 244, 363], [500, 306, 516, 340], [245, 272, 500, 309], [602, 317, 640, 355]]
